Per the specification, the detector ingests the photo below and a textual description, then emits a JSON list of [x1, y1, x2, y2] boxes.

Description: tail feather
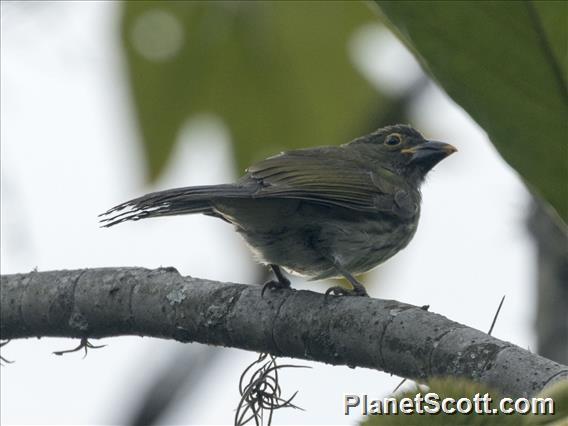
[[99, 184, 250, 227]]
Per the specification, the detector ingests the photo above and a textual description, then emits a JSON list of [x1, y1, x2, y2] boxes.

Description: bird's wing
[[246, 149, 413, 216]]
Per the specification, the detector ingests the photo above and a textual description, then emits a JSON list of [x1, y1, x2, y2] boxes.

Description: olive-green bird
[[100, 124, 456, 297]]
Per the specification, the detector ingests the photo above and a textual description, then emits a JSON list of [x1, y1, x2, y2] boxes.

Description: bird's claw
[[53, 337, 106, 358], [325, 286, 349, 297], [324, 286, 369, 298], [261, 280, 291, 297]]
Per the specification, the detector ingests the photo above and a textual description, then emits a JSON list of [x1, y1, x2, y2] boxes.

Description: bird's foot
[[262, 265, 292, 297], [325, 285, 369, 298], [261, 279, 291, 297], [53, 337, 106, 358]]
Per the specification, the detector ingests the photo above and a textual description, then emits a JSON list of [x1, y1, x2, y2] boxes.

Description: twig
[[0, 340, 14, 365], [488, 295, 506, 336], [53, 337, 106, 358]]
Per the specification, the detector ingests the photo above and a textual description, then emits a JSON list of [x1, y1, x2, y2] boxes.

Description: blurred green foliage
[[526, 379, 568, 425], [121, 1, 382, 180], [375, 1, 568, 224], [122, 0, 567, 224]]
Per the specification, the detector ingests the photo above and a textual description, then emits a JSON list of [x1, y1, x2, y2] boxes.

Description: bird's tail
[[99, 184, 248, 227]]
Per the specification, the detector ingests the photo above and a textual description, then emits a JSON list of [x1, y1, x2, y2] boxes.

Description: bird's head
[[348, 124, 457, 185]]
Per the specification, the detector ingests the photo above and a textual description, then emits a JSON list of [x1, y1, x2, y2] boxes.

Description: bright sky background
[[1, 2, 535, 425]]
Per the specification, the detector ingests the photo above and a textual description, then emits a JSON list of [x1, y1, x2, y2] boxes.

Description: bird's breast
[[321, 213, 419, 277], [225, 199, 421, 281]]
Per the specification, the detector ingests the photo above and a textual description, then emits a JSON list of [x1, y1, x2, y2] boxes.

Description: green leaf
[[374, 0, 568, 224], [121, 1, 381, 180]]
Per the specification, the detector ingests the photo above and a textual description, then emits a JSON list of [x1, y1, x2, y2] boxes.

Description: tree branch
[[1, 267, 566, 397]]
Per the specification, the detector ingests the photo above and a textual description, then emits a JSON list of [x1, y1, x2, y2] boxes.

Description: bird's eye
[[385, 133, 402, 146]]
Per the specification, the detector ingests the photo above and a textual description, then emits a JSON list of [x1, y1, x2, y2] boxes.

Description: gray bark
[[1, 267, 566, 397]]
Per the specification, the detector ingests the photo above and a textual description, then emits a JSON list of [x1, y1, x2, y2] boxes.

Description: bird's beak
[[401, 141, 457, 165]]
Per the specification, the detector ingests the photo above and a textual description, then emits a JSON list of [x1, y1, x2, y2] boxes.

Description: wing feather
[[246, 148, 398, 213]]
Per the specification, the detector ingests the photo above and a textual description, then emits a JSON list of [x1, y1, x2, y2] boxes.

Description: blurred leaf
[[121, 1, 380, 180], [526, 379, 568, 425], [374, 1, 568, 224]]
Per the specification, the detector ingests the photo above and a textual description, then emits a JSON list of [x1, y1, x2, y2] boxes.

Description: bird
[[100, 124, 456, 297]]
